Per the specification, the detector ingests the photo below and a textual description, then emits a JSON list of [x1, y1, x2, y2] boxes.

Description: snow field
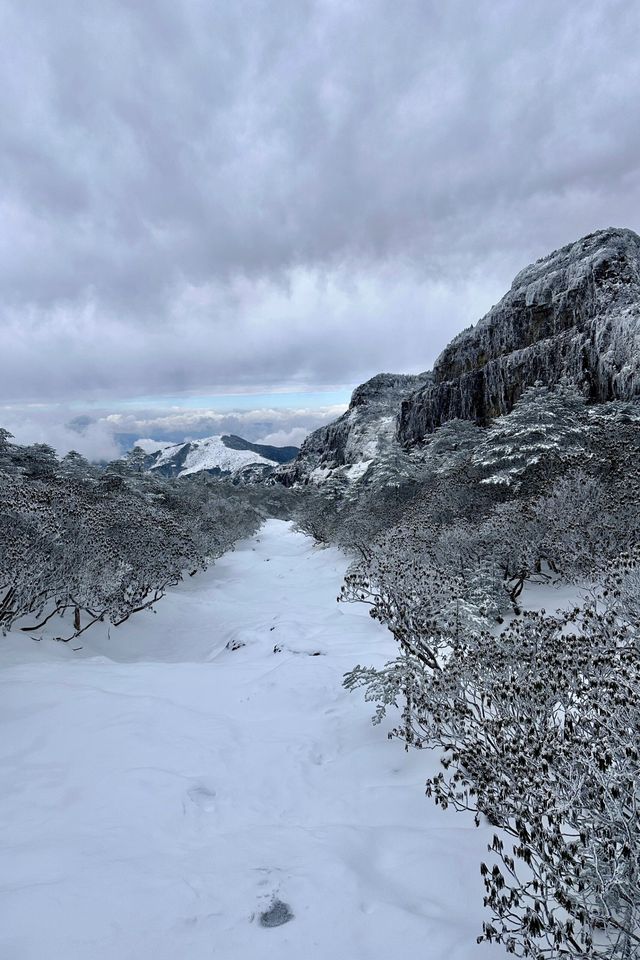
[[0, 521, 495, 960]]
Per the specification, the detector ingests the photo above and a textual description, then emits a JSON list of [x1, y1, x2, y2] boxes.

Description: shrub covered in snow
[[0, 436, 266, 640], [331, 390, 640, 955]]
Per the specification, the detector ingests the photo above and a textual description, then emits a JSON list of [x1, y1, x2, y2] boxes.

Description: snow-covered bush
[[0, 436, 264, 639], [425, 597, 639, 959], [349, 589, 640, 958], [338, 394, 640, 958]]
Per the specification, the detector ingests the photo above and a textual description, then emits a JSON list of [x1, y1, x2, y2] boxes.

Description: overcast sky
[[2, 0, 639, 456]]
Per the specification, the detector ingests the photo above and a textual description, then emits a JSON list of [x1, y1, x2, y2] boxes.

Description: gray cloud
[[1, 0, 640, 411], [0, 406, 122, 461]]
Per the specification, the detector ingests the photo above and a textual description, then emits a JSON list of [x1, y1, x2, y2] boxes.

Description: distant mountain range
[[144, 434, 299, 479]]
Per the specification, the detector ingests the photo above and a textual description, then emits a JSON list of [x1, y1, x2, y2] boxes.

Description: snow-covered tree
[[0, 428, 16, 475], [422, 417, 483, 475], [60, 450, 94, 480], [425, 597, 639, 958], [16, 442, 59, 480], [349, 587, 640, 958], [472, 381, 589, 487]]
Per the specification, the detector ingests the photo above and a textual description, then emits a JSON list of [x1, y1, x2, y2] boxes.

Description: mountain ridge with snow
[[145, 434, 299, 479]]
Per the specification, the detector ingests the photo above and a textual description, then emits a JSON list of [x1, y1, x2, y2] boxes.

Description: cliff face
[[278, 372, 430, 483], [282, 228, 640, 484], [398, 228, 640, 442]]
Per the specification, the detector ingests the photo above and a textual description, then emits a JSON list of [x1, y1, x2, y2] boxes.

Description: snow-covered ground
[[0, 521, 497, 960]]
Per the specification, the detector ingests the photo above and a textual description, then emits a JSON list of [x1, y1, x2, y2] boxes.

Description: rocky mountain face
[[399, 227, 640, 443], [278, 373, 430, 484], [284, 227, 640, 483]]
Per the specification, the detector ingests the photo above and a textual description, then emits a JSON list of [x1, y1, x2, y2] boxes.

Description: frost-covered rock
[[283, 227, 640, 481], [399, 227, 640, 442], [259, 899, 294, 927], [277, 373, 430, 483]]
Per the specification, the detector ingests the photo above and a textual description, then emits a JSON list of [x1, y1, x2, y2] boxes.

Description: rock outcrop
[[398, 227, 640, 443], [282, 228, 640, 484], [278, 372, 430, 483]]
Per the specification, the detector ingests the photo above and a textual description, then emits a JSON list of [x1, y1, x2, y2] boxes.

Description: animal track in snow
[[186, 783, 217, 811]]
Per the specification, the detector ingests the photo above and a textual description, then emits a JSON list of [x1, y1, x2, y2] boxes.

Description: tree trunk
[[0, 586, 16, 621], [74, 607, 81, 632]]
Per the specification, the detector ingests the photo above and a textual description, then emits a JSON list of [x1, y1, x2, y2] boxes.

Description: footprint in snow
[[186, 783, 217, 812]]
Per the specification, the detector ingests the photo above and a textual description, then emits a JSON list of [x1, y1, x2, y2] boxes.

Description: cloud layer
[[2, 0, 640, 430], [0, 400, 349, 460]]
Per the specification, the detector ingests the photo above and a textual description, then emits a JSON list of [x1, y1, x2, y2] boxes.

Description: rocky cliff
[[398, 227, 640, 442], [283, 227, 640, 483], [278, 372, 430, 483]]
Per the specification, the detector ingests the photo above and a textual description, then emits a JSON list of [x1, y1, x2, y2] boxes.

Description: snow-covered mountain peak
[[145, 434, 298, 479], [153, 436, 271, 476]]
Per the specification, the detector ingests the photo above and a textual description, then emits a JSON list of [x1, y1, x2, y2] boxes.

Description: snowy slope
[[150, 434, 274, 477], [0, 522, 498, 960]]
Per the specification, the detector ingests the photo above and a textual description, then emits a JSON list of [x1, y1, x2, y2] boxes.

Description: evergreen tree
[[472, 381, 588, 487], [422, 418, 482, 475]]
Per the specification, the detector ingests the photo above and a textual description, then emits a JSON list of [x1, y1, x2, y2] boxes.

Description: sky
[[1, 0, 640, 458]]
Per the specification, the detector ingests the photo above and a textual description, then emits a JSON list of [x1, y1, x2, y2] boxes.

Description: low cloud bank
[[0, 402, 348, 461]]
